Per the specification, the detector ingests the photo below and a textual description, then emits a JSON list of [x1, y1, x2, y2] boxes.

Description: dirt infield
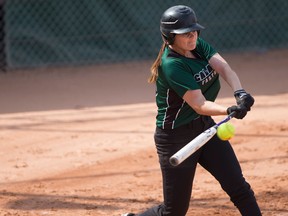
[[0, 49, 287, 215]]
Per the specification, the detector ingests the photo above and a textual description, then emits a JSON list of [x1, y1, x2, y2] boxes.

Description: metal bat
[[169, 113, 235, 166]]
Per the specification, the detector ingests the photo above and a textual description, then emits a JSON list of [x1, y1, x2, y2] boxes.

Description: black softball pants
[[138, 116, 261, 216]]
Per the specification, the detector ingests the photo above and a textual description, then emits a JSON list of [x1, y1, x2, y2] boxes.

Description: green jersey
[[155, 37, 220, 129]]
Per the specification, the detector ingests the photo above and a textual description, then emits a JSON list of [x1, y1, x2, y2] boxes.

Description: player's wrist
[[234, 89, 247, 98]]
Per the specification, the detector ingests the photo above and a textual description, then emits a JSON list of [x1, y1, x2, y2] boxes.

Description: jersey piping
[[162, 89, 186, 130]]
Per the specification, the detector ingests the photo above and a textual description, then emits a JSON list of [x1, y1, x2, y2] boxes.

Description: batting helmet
[[160, 5, 205, 44]]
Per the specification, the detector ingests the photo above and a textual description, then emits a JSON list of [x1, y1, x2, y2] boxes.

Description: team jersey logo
[[193, 64, 217, 85]]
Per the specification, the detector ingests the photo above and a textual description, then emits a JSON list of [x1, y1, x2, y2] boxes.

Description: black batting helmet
[[160, 5, 205, 44]]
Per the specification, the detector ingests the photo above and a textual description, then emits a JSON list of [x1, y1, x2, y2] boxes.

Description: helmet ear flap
[[161, 33, 175, 45]]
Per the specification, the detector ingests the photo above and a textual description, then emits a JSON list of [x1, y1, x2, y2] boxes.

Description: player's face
[[172, 31, 198, 53]]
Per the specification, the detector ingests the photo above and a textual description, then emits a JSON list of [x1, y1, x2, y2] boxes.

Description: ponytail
[[148, 42, 166, 83]]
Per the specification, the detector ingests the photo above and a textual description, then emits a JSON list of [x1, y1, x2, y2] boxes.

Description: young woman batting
[[122, 5, 261, 216]]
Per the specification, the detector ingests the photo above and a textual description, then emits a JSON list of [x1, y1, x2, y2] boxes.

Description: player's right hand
[[227, 105, 248, 119]]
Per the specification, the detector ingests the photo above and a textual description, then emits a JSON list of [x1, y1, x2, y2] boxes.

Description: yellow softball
[[217, 122, 235, 141]]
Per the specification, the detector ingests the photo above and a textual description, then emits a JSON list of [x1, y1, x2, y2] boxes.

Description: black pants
[[138, 116, 261, 216]]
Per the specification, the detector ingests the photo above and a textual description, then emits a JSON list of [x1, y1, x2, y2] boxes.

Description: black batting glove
[[234, 89, 255, 111], [227, 105, 248, 119]]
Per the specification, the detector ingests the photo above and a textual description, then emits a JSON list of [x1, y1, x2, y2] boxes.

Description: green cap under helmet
[[160, 5, 205, 44]]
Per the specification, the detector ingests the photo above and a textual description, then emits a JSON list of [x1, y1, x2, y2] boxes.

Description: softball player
[[122, 5, 261, 216]]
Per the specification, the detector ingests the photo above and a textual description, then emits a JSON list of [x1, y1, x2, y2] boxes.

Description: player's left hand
[[234, 89, 255, 111]]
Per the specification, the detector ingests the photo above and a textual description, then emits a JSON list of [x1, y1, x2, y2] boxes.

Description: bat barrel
[[169, 156, 180, 166], [169, 127, 217, 166], [168, 114, 234, 167]]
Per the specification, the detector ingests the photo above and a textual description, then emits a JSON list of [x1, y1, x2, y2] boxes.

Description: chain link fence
[[2, 0, 288, 70]]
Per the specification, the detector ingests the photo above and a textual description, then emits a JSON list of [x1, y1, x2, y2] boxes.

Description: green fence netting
[[3, 0, 288, 69]]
